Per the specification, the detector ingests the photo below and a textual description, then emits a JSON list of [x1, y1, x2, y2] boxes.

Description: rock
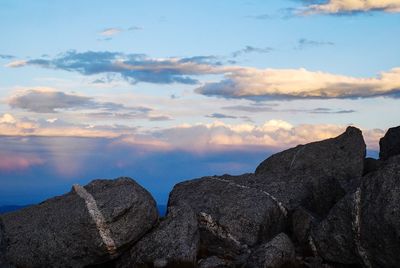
[[198, 256, 234, 268], [168, 174, 287, 261], [359, 155, 400, 267], [311, 193, 361, 265], [0, 177, 158, 268], [117, 204, 199, 268], [291, 207, 317, 255], [246, 233, 296, 268], [379, 125, 400, 160], [311, 155, 400, 267], [251, 126, 365, 217], [363, 157, 381, 175]]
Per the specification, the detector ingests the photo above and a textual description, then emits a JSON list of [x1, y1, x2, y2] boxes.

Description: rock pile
[[1, 125, 399, 267]]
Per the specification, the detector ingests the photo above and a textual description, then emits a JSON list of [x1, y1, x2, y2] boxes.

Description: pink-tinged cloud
[[0, 154, 44, 172], [303, 0, 400, 14]]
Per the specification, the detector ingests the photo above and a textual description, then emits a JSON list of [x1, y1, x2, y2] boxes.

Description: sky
[[0, 0, 399, 206]]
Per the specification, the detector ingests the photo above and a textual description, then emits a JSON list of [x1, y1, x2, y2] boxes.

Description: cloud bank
[[6, 51, 226, 85], [0, 113, 383, 151], [302, 0, 400, 14], [7, 51, 400, 101], [196, 67, 400, 100]]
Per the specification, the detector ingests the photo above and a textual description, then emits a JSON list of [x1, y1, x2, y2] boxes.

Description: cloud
[[7, 51, 400, 101], [223, 105, 355, 114], [6, 51, 227, 85], [146, 120, 383, 151], [0, 113, 384, 151], [0, 54, 14, 59], [232, 46, 273, 57], [99, 28, 122, 36], [128, 26, 143, 31], [206, 113, 238, 119], [246, 14, 271, 20], [196, 67, 400, 100], [0, 154, 44, 171], [148, 115, 173, 121], [0, 113, 17, 124], [6, 60, 27, 67], [7, 88, 159, 118], [301, 0, 400, 14], [8, 88, 124, 113], [310, 108, 356, 114], [296, 38, 334, 49]]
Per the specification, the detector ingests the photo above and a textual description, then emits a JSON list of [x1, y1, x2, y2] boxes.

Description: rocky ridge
[[0, 125, 399, 267]]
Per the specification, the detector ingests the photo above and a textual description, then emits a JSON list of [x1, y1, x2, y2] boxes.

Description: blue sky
[[0, 0, 399, 206]]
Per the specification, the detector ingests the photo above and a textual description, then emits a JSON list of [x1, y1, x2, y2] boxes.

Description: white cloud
[[0, 113, 385, 151], [5, 60, 27, 67], [0, 113, 17, 124], [303, 0, 400, 14], [99, 28, 122, 36], [197, 67, 400, 100]]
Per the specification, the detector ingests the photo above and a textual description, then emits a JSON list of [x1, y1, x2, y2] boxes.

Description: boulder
[[198, 256, 234, 268], [168, 174, 287, 261], [311, 193, 361, 265], [291, 207, 317, 255], [117, 204, 199, 268], [246, 233, 296, 268], [360, 155, 400, 267], [379, 125, 400, 160], [363, 157, 381, 175], [0, 177, 158, 268], [250, 126, 365, 217], [311, 155, 400, 267]]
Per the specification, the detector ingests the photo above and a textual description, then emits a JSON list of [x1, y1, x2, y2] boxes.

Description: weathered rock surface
[[116, 203, 199, 268], [198, 256, 234, 268], [360, 155, 400, 267], [291, 207, 316, 255], [311, 193, 360, 265], [0, 177, 158, 268], [311, 155, 400, 267], [363, 157, 381, 175], [168, 174, 287, 261], [252, 127, 365, 217], [379, 125, 400, 160], [246, 233, 296, 268]]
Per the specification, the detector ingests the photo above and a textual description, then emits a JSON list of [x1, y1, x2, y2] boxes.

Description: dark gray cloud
[[232, 46, 273, 58], [9, 51, 223, 85], [206, 113, 253, 122], [310, 108, 356, 114], [148, 115, 173, 121], [223, 105, 274, 113], [223, 105, 356, 114], [296, 38, 334, 49], [206, 113, 238, 119], [9, 89, 150, 114]]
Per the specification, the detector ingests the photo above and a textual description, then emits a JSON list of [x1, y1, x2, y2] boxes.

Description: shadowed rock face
[[0, 178, 158, 268], [311, 193, 360, 265], [117, 204, 199, 268], [311, 155, 400, 268], [360, 155, 400, 267], [379, 125, 400, 160], [168, 174, 287, 263], [246, 233, 296, 268]]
